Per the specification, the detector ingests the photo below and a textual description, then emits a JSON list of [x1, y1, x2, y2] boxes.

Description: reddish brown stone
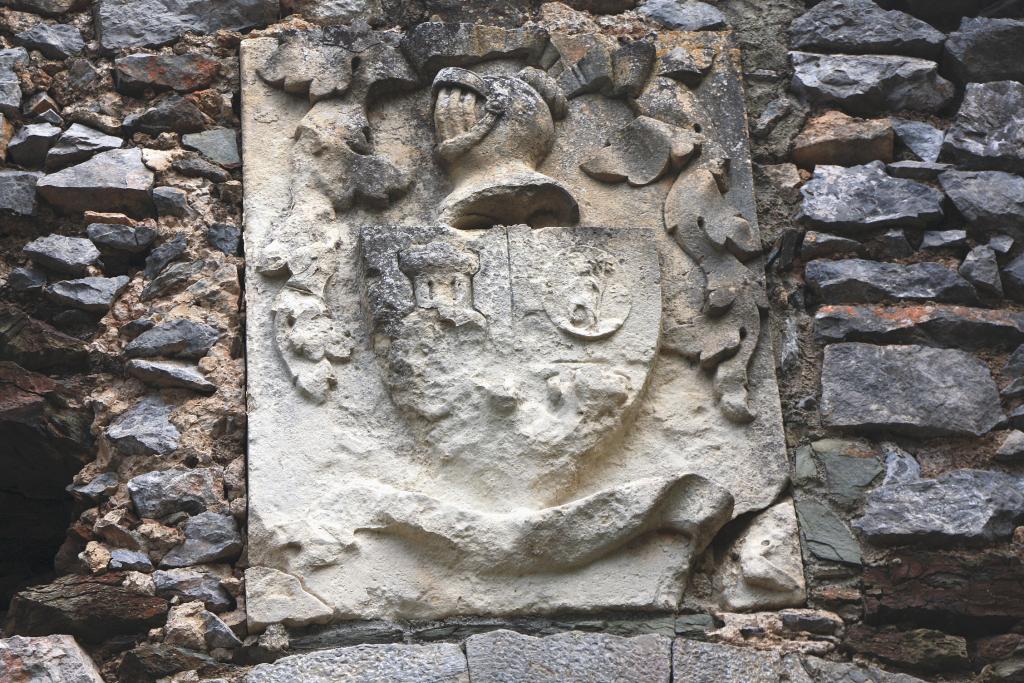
[[5, 573, 168, 641], [864, 549, 1024, 628], [844, 624, 970, 673], [793, 110, 894, 168], [974, 634, 1024, 666], [815, 304, 1024, 350], [113, 53, 222, 95]]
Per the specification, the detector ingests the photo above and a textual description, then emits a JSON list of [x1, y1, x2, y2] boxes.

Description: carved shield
[[361, 224, 662, 503]]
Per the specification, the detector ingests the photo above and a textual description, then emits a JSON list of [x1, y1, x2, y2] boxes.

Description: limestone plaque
[[242, 22, 790, 626]]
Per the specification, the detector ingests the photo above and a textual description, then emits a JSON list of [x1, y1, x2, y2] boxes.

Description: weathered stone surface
[[173, 154, 230, 182], [45, 276, 130, 312], [940, 170, 1024, 234], [941, 81, 1024, 174], [854, 469, 1024, 546], [0, 49, 28, 118], [798, 162, 943, 232], [6, 266, 47, 293], [161, 512, 242, 567], [153, 567, 233, 612], [245, 566, 333, 630], [108, 549, 153, 572], [1002, 254, 1024, 303], [45, 124, 123, 171], [805, 259, 977, 305], [639, 0, 726, 31], [128, 468, 225, 520], [95, 0, 281, 51], [86, 223, 157, 254], [152, 186, 190, 217], [790, 52, 954, 115], [116, 643, 219, 682], [2, 0, 84, 16], [66, 471, 118, 502], [0, 170, 42, 216], [123, 96, 210, 136], [144, 233, 187, 279], [845, 626, 969, 674], [996, 430, 1024, 462], [921, 229, 967, 250], [886, 160, 951, 180], [23, 234, 99, 276], [817, 450, 882, 509], [8, 123, 61, 168], [890, 118, 943, 163], [792, 111, 893, 168], [37, 148, 154, 216], [165, 601, 241, 651], [15, 23, 84, 60], [207, 223, 241, 255], [815, 304, 1024, 350], [246, 642, 468, 682], [864, 549, 1024, 625], [125, 319, 219, 360], [141, 259, 205, 301], [106, 395, 180, 457], [794, 496, 862, 565], [0, 306, 88, 371], [715, 499, 806, 612], [960, 245, 1004, 297], [5, 573, 168, 641], [943, 17, 1024, 84], [800, 231, 862, 260], [127, 359, 217, 392], [789, 0, 945, 59], [0, 634, 104, 683], [114, 52, 222, 95], [282, 0, 384, 24], [243, 28, 785, 623], [822, 343, 1004, 436], [182, 127, 240, 168], [464, 630, 669, 682]]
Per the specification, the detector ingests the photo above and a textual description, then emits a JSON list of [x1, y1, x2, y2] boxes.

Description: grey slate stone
[[798, 162, 943, 232], [106, 395, 181, 457], [127, 468, 224, 519], [245, 643, 469, 683], [800, 231, 862, 260], [15, 23, 85, 59], [46, 123, 123, 171], [125, 319, 220, 360], [941, 81, 1024, 174], [114, 52, 222, 94], [87, 223, 158, 254], [123, 96, 209, 136], [0, 48, 29, 71], [814, 304, 1024, 350], [943, 17, 1024, 84], [35, 108, 63, 127], [882, 444, 921, 486], [0, 169, 42, 216], [95, 0, 280, 51], [891, 118, 943, 163], [921, 229, 967, 250], [45, 275, 129, 312], [161, 512, 242, 568], [639, 0, 726, 31], [790, 52, 954, 115], [109, 549, 154, 572], [794, 496, 862, 565], [465, 630, 671, 683], [7, 265, 47, 293], [886, 161, 952, 181], [821, 343, 1004, 437], [816, 452, 883, 509], [0, 635, 105, 683], [854, 469, 1024, 546], [152, 186, 190, 217], [126, 359, 217, 393], [789, 0, 945, 59], [207, 223, 240, 255], [8, 123, 61, 168], [877, 228, 913, 258], [36, 148, 154, 217], [66, 472, 120, 504], [172, 155, 229, 182], [34, 221, 82, 263], [144, 234, 188, 279], [181, 128, 240, 168], [1001, 253, 1024, 302], [940, 170, 1024, 234], [960, 245, 1004, 297], [22, 234, 100, 276], [990, 234, 1014, 255], [804, 259, 978, 305], [996, 430, 1024, 462], [153, 567, 233, 612], [0, 48, 28, 118], [141, 259, 205, 301]]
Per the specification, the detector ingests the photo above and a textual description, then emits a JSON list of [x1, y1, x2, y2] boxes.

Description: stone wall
[[0, 0, 1022, 681]]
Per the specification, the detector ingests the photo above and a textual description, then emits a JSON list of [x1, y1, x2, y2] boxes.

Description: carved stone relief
[[242, 22, 791, 626]]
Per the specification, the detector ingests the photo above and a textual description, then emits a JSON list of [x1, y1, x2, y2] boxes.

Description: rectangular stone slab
[[242, 24, 788, 626]]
